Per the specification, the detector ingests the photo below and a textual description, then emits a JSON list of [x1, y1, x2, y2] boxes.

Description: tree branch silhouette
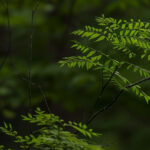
[[86, 77, 150, 125], [94, 66, 118, 107], [86, 66, 118, 122]]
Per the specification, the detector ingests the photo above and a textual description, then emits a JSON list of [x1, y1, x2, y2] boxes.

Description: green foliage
[[59, 15, 150, 103], [0, 108, 103, 150]]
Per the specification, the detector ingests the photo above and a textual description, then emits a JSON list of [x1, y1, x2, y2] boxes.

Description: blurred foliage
[[0, 108, 103, 150], [0, 0, 150, 150]]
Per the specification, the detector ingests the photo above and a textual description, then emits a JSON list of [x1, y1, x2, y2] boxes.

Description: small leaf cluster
[[59, 15, 150, 103], [0, 108, 103, 150]]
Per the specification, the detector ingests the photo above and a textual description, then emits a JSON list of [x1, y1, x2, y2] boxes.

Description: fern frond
[[124, 62, 150, 78], [73, 15, 150, 60], [60, 15, 150, 103], [59, 56, 103, 70]]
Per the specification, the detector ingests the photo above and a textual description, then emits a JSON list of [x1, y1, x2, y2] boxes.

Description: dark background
[[0, 0, 150, 150]]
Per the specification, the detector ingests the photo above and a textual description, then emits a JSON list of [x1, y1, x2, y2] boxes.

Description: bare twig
[[86, 66, 118, 122], [9, 57, 52, 113], [28, 0, 41, 112], [86, 77, 150, 125], [0, 0, 11, 71], [101, 69, 104, 89], [38, 85, 51, 113], [95, 66, 118, 106]]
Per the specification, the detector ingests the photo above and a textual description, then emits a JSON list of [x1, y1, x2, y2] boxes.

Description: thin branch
[[28, 11, 33, 113], [9, 57, 52, 114], [0, 0, 11, 71], [86, 77, 150, 125], [33, 0, 41, 14], [28, 0, 41, 113], [38, 85, 52, 113], [95, 66, 118, 106], [126, 77, 150, 88], [101, 69, 104, 89], [85, 66, 118, 124], [21, 76, 52, 113], [86, 90, 124, 125], [86, 66, 118, 121]]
